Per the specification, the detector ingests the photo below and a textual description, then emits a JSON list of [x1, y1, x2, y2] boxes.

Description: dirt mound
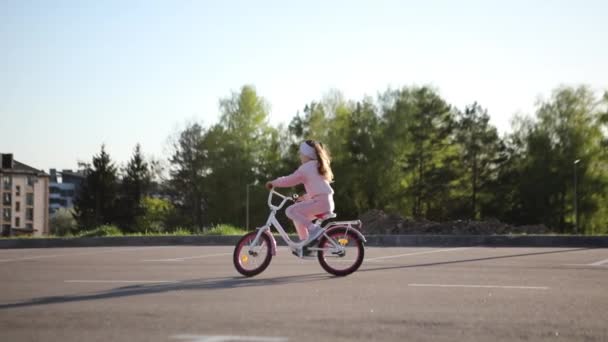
[[358, 209, 551, 235]]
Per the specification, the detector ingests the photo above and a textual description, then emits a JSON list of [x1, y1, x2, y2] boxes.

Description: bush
[[204, 224, 247, 236], [50, 208, 78, 236], [78, 225, 123, 237], [135, 197, 176, 233]]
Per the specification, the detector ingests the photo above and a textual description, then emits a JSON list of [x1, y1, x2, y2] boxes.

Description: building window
[[2, 176, 10, 190], [26, 193, 33, 206], [15, 201, 20, 212], [15, 217, 20, 227], [26, 223, 33, 229], [3, 193, 11, 206], [27, 176, 34, 186], [3, 208, 11, 221], [50, 198, 67, 206], [1, 224, 10, 237], [26, 208, 34, 221], [16, 185, 21, 196]]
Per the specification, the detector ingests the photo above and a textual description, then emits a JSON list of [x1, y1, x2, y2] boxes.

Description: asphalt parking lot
[[1, 246, 607, 341]]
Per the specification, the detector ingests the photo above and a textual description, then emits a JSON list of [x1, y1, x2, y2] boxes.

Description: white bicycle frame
[[248, 189, 366, 256]]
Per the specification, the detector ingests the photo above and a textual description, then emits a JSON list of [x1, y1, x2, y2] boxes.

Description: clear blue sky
[[1, 0, 607, 171]]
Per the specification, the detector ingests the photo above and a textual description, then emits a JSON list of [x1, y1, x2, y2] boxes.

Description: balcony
[[2, 193, 11, 206], [2, 209, 11, 222]]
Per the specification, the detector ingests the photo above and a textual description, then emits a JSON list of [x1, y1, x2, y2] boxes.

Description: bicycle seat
[[314, 212, 337, 220]]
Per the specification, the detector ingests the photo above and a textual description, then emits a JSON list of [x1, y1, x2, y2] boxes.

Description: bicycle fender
[[325, 225, 367, 243]]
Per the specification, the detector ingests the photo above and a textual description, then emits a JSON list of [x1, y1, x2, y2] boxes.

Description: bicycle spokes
[[233, 232, 272, 276], [317, 229, 365, 276]]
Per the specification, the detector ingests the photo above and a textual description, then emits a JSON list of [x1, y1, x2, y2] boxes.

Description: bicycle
[[233, 189, 366, 277]]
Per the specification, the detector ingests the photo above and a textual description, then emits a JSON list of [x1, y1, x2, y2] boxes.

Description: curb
[[1, 234, 607, 249], [0, 236, 242, 249], [364, 235, 608, 247]]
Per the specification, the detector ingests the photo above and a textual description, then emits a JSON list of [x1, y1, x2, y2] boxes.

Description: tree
[[203, 85, 280, 227], [503, 86, 608, 232], [73, 145, 119, 229], [165, 86, 282, 230], [289, 101, 330, 143], [338, 99, 383, 217], [168, 123, 207, 229], [380, 86, 457, 219], [536, 86, 608, 233], [117, 144, 151, 232], [158, 83, 607, 235], [454, 103, 505, 219]]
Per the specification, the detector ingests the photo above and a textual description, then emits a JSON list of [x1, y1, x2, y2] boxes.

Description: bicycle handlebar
[[267, 189, 297, 210]]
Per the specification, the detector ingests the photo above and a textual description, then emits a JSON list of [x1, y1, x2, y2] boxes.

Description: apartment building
[[49, 169, 85, 214], [0, 154, 50, 236]]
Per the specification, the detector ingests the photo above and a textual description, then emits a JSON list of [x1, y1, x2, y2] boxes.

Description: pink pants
[[285, 194, 335, 240]]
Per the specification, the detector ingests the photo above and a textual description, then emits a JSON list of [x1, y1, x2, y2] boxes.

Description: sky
[[1, 0, 607, 171]]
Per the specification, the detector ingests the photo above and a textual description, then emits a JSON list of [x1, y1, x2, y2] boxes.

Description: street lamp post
[[574, 159, 580, 234], [246, 183, 254, 230]]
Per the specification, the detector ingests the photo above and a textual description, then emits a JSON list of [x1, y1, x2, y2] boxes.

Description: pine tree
[[454, 103, 504, 219], [168, 123, 207, 229], [117, 144, 151, 232], [73, 145, 119, 229]]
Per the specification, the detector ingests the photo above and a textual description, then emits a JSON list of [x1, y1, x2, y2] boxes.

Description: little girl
[[266, 140, 335, 246]]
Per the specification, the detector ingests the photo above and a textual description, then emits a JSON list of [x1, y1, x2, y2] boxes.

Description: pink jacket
[[271, 160, 334, 199]]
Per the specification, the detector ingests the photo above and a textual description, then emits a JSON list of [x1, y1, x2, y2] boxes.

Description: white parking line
[[0, 247, 169, 263], [564, 256, 608, 267], [563, 263, 608, 267], [142, 253, 232, 262], [172, 335, 288, 342], [589, 258, 608, 266], [65, 280, 178, 284], [365, 247, 471, 262], [408, 283, 549, 290]]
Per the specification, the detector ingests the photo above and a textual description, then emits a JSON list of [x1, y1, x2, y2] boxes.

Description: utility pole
[[246, 183, 254, 230], [574, 159, 580, 234]]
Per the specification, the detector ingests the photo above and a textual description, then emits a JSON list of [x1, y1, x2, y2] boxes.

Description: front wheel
[[233, 231, 272, 277], [317, 228, 365, 276]]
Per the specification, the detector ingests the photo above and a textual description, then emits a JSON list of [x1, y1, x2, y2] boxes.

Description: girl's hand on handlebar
[[265, 182, 273, 190]]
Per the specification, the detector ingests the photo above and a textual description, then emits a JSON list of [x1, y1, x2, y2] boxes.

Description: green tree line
[[71, 84, 608, 235]]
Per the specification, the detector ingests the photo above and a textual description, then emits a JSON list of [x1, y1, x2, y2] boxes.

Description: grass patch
[[77, 225, 123, 237], [119, 228, 194, 237], [62, 225, 247, 238], [203, 224, 247, 236]]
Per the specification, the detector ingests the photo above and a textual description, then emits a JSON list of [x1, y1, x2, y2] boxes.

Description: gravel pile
[[359, 209, 552, 235]]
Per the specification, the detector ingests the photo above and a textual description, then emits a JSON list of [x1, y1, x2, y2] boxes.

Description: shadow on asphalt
[[0, 272, 334, 310], [0, 247, 590, 310], [359, 247, 590, 273]]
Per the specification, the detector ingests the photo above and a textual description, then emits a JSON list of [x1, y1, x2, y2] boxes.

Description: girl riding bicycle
[[265, 140, 334, 246], [235, 140, 364, 276]]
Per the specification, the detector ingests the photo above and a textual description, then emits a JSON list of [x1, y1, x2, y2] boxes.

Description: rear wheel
[[233, 231, 272, 277], [317, 228, 365, 276]]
